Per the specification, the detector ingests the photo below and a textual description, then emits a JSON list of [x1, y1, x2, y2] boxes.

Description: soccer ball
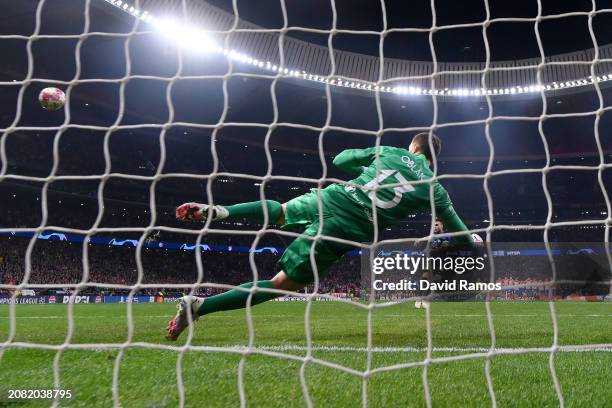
[[415, 300, 430, 309], [38, 87, 65, 111]]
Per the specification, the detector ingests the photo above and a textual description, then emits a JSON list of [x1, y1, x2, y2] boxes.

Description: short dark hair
[[412, 132, 441, 162]]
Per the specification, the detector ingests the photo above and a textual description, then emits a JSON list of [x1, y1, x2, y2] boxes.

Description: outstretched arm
[[332, 147, 378, 176], [437, 206, 473, 244], [434, 184, 473, 244]]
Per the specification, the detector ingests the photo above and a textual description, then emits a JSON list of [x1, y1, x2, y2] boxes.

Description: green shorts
[[278, 190, 371, 284]]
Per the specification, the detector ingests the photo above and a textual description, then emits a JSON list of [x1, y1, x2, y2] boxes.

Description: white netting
[[0, 0, 611, 407]]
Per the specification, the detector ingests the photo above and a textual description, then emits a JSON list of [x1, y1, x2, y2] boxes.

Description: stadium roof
[[101, 0, 612, 98]]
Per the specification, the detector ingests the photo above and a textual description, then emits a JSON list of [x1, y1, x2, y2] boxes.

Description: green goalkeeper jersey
[[322, 146, 472, 243]]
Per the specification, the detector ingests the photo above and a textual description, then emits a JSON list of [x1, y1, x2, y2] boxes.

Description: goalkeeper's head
[[409, 132, 441, 164]]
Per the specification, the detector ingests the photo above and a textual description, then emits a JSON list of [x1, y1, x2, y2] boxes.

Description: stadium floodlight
[[103, 0, 609, 99], [154, 18, 216, 53]]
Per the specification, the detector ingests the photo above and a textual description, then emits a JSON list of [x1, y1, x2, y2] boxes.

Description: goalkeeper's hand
[[175, 202, 205, 221]]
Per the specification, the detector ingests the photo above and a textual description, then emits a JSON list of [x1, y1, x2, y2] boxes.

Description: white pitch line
[[247, 345, 612, 353], [0, 312, 612, 320], [3, 343, 611, 354], [0, 315, 173, 319], [422, 314, 611, 317], [1, 313, 610, 319]]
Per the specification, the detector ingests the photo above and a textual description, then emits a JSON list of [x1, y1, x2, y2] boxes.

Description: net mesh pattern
[[0, 0, 611, 407]]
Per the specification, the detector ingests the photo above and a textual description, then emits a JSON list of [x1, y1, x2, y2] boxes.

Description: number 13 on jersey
[[362, 169, 415, 209]]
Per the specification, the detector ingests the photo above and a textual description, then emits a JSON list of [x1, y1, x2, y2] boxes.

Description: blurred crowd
[[2, 236, 608, 299], [0, 237, 362, 297]]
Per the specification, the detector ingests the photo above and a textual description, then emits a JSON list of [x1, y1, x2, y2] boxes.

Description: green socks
[[194, 201, 284, 316], [197, 280, 281, 316], [225, 200, 283, 224]]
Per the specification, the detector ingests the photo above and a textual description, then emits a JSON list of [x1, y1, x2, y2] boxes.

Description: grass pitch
[[0, 301, 610, 407]]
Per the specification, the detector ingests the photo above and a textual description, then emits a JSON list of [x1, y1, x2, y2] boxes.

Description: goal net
[[0, 0, 611, 406]]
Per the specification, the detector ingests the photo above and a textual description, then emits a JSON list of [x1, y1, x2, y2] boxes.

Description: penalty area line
[[3, 343, 611, 353], [1, 313, 611, 319], [231, 345, 612, 353]]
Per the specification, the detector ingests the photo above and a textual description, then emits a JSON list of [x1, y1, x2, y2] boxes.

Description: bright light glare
[[103, 1, 605, 99], [154, 18, 216, 53]]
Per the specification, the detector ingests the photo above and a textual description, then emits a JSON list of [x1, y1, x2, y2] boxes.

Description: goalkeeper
[[166, 132, 473, 340]]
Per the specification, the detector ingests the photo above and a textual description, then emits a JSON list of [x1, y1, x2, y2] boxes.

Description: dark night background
[[0, 0, 611, 290]]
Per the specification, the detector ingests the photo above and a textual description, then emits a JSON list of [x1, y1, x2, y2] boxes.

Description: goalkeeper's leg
[[165, 271, 304, 341], [175, 189, 341, 226], [166, 220, 356, 340], [175, 200, 285, 224], [167, 192, 365, 340]]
